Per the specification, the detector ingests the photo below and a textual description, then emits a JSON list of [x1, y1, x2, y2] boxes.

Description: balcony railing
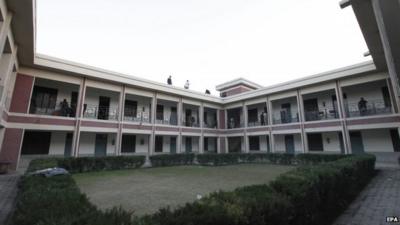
[[83, 105, 118, 120], [248, 119, 268, 127], [345, 100, 392, 118], [30, 105, 77, 117], [273, 112, 299, 124], [227, 121, 244, 129], [304, 107, 339, 121], [203, 122, 218, 129], [156, 117, 178, 125], [183, 120, 200, 127], [124, 115, 150, 123]]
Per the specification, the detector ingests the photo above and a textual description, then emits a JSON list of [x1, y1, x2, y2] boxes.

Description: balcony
[[123, 94, 152, 124], [271, 96, 299, 124], [156, 99, 178, 126], [303, 89, 339, 122], [247, 102, 268, 127], [345, 100, 392, 117], [29, 78, 80, 118], [183, 103, 200, 127], [342, 79, 393, 118], [83, 87, 120, 121], [227, 107, 244, 129]]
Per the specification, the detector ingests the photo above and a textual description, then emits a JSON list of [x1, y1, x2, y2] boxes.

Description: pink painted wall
[[9, 74, 34, 113], [0, 128, 23, 170], [218, 109, 225, 129]]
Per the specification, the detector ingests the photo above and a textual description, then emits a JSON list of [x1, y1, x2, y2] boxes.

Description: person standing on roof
[[167, 75, 172, 85], [184, 80, 190, 89]]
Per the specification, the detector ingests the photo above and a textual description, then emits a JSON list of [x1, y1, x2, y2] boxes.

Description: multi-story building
[[0, 0, 399, 171]]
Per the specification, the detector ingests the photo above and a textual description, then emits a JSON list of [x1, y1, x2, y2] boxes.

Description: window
[[249, 136, 260, 151], [121, 134, 136, 153], [248, 108, 258, 123], [29, 86, 58, 114]]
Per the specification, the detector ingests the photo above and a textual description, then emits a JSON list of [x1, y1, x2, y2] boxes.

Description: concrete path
[[334, 167, 400, 225], [0, 173, 19, 225]]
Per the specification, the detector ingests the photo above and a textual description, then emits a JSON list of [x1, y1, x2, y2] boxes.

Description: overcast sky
[[36, 0, 370, 95]]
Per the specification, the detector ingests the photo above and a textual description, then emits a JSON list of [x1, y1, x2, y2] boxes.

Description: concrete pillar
[[115, 85, 125, 156], [335, 80, 351, 154], [72, 77, 86, 157], [297, 89, 307, 153], [386, 78, 398, 113], [149, 93, 157, 156], [243, 102, 249, 153], [0, 128, 24, 171], [199, 103, 204, 153], [270, 133, 276, 153]]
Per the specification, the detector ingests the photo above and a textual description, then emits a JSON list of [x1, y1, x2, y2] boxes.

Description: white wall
[[48, 131, 68, 155], [84, 87, 120, 119], [204, 108, 217, 128], [361, 129, 394, 152], [78, 133, 117, 156], [135, 134, 150, 153], [303, 90, 338, 119], [321, 132, 342, 152], [274, 134, 302, 152], [271, 97, 298, 123], [124, 94, 151, 121]]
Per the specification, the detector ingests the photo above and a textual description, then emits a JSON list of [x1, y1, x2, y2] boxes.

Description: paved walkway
[[334, 168, 400, 225], [0, 173, 19, 225]]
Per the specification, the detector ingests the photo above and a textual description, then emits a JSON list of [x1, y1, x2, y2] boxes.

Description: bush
[[150, 154, 194, 167], [58, 156, 145, 173], [270, 154, 375, 225], [27, 156, 145, 174], [295, 153, 349, 165]]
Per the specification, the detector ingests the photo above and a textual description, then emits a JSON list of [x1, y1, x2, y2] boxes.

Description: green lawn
[[74, 164, 293, 215]]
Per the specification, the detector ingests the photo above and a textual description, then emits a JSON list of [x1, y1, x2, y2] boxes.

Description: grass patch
[[74, 164, 293, 215]]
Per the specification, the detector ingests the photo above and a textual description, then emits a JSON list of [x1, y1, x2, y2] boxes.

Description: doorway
[[155, 136, 163, 152], [121, 134, 136, 153], [185, 109, 192, 126], [281, 103, 292, 123], [390, 129, 400, 152], [170, 137, 177, 153], [21, 131, 51, 155], [64, 133, 73, 157], [170, 107, 177, 125], [185, 137, 192, 153], [284, 134, 295, 154], [95, 134, 108, 156], [304, 99, 319, 121], [307, 133, 323, 151], [98, 96, 110, 120], [350, 131, 364, 154], [228, 137, 242, 152]]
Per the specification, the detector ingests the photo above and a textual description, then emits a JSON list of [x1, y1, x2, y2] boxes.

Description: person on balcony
[[260, 113, 265, 126], [60, 99, 69, 117], [358, 97, 368, 116], [167, 75, 172, 85], [184, 80, 190, 89]]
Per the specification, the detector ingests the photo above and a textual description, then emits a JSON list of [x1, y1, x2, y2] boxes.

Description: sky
[[36, 0, 371, 95]]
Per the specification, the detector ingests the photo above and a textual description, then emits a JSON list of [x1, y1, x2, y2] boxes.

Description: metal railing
[[30, 105, 77, 117], [304, 107, 339, 121], [227, 121, 244, 129], [248, 119, 268, 127], [156, 116, 178, 125], [182, 119, 200, 127], [345, 100, 392, 118], [203, 122, 218, 129], [273, 111, 299, 124], [83, 105, 118, 120]]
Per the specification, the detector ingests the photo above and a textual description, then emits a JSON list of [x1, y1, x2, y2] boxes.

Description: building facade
[[0, 0, 399, 170]]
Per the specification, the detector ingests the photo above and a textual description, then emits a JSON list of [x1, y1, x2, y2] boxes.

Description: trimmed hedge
[[26, 156, 146, 173], [12, 175, 134, 225], [149, 154, 195, 167]]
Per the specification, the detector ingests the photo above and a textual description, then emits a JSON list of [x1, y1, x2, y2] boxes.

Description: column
[[243, 102, 249, 153], [72, 77, 86, 157], [149, 92, 157, 156], [115, 85, 125, 156], [177, 98, 183, 153], [386, 78, 398, 113], [335, 80, 351, 154], [297, 89, 307, 153], [199, 103, 204, 153]]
